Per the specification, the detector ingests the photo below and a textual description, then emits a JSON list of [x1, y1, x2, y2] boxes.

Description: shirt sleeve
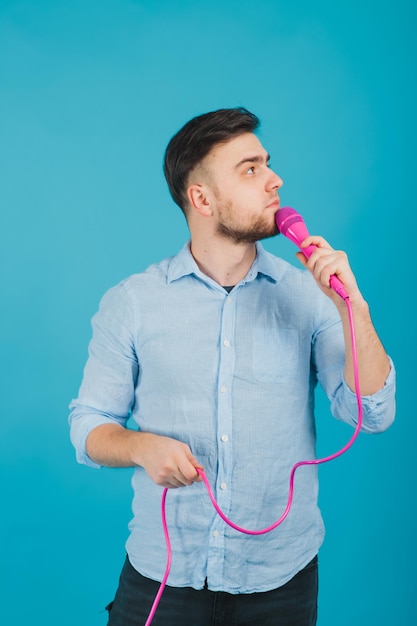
[[312, 296, 396, 433], [334, 359, 396, 433], [68, 280, 139, 468]]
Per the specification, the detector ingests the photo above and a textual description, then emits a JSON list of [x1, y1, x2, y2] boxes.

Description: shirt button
[[221, 434, 229, 442], [223, 340, 230, 347], [213, 530, 220, 538], [220, 386, 227, 393], [220, 482, 227, 490]]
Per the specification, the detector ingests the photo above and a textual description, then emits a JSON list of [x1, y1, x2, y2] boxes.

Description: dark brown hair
[[163, 107, 260, 213]]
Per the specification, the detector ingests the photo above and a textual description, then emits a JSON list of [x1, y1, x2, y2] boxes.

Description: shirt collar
[[167, 241, 281, 285]]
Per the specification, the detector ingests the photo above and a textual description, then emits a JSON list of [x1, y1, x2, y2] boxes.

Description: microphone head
[[275, 206, 311, 250], [275, 207, 304, 236]]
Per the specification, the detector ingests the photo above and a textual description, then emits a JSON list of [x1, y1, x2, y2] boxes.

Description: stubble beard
[[216, 200, 279, 244]]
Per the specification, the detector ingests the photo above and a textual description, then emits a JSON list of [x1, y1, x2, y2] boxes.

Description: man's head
[[163, 107, 260, 214]]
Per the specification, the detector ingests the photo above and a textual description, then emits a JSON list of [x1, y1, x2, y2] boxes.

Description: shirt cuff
[[69, 412, 121, 469], [341, 356, 396, 432]]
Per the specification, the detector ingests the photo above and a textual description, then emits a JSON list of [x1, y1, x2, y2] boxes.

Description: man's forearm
[[339, 298, 391, 395], [86, 423, 144, 467]]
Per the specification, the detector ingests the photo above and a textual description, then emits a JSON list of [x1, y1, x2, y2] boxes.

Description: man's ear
[[187, 184, 213, 217]]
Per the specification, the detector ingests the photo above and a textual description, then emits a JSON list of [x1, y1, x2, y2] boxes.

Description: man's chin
[[259, 227, 280, 242], [217, 222, 279, 244], [252, 224, 280, 243]]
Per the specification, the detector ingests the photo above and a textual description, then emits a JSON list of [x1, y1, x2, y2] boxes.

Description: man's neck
[[190, 237, 257, 286]]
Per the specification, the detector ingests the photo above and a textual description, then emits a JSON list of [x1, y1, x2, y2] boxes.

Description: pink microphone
[[275, 207, 349, 301]]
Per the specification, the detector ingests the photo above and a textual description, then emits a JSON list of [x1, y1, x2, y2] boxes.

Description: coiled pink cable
[[145, 297, 362, 625]]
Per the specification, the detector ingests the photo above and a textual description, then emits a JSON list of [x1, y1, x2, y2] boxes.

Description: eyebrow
[[234, 153, 271, 169]]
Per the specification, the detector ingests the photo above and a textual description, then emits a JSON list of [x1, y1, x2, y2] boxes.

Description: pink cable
[[145, 297, 362, 624], [144, 489, 172, 626]]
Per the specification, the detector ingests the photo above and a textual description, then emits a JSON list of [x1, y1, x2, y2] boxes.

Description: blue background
[[0, 1, 415, 624]]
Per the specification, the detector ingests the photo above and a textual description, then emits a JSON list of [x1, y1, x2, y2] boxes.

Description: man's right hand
[[86, 424, 203, 488], [135, 432, 204, 488]]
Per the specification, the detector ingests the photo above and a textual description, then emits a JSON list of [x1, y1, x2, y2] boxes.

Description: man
[[69, 107, 395, 625]]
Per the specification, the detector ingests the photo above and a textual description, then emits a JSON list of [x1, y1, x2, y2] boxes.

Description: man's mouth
[[266, 198, 280, 210]]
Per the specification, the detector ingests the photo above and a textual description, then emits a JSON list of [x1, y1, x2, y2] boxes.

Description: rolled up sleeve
[[68, 281, 139, 467]]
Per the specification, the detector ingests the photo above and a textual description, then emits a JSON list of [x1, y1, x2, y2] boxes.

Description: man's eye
[[247, 166, 255, 174]]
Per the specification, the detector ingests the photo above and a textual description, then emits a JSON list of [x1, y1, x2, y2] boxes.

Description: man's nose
[[267, 170, 284, 191]]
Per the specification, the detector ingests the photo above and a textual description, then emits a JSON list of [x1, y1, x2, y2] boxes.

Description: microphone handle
[[299, 243, 349, 301]]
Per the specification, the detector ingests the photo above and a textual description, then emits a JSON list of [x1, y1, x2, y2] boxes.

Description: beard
[[216, 201, 279, 244]]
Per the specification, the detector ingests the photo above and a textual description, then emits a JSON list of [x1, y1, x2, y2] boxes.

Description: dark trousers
[[106, 555, 318, 626]]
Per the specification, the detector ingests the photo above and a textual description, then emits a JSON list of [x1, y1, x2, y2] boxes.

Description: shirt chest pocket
[[252, 327, 300, 383]]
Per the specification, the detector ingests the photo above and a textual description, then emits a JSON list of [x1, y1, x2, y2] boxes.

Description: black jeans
[[106, 555, 318, 626]]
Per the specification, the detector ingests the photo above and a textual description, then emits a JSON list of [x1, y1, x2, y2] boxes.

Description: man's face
[[203, 133, 283, 243]]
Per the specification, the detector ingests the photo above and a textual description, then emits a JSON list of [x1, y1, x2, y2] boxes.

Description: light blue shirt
[[69, 242, 395, 593]]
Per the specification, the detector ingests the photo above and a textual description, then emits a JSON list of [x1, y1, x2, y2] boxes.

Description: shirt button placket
[[216, 293, 235, 514], [208, 292, 236, 586]]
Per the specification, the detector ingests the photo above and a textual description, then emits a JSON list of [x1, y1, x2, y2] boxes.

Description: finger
[[191, 459, 205, 480], [184, 450, 204, 481], [194, 466, 204, 481], [301, 235, 332, 249], [314, 252, 347, 278], [177, 461, 203, 486], [164, 478, 185, 489], [295, 251, 308, 267]]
